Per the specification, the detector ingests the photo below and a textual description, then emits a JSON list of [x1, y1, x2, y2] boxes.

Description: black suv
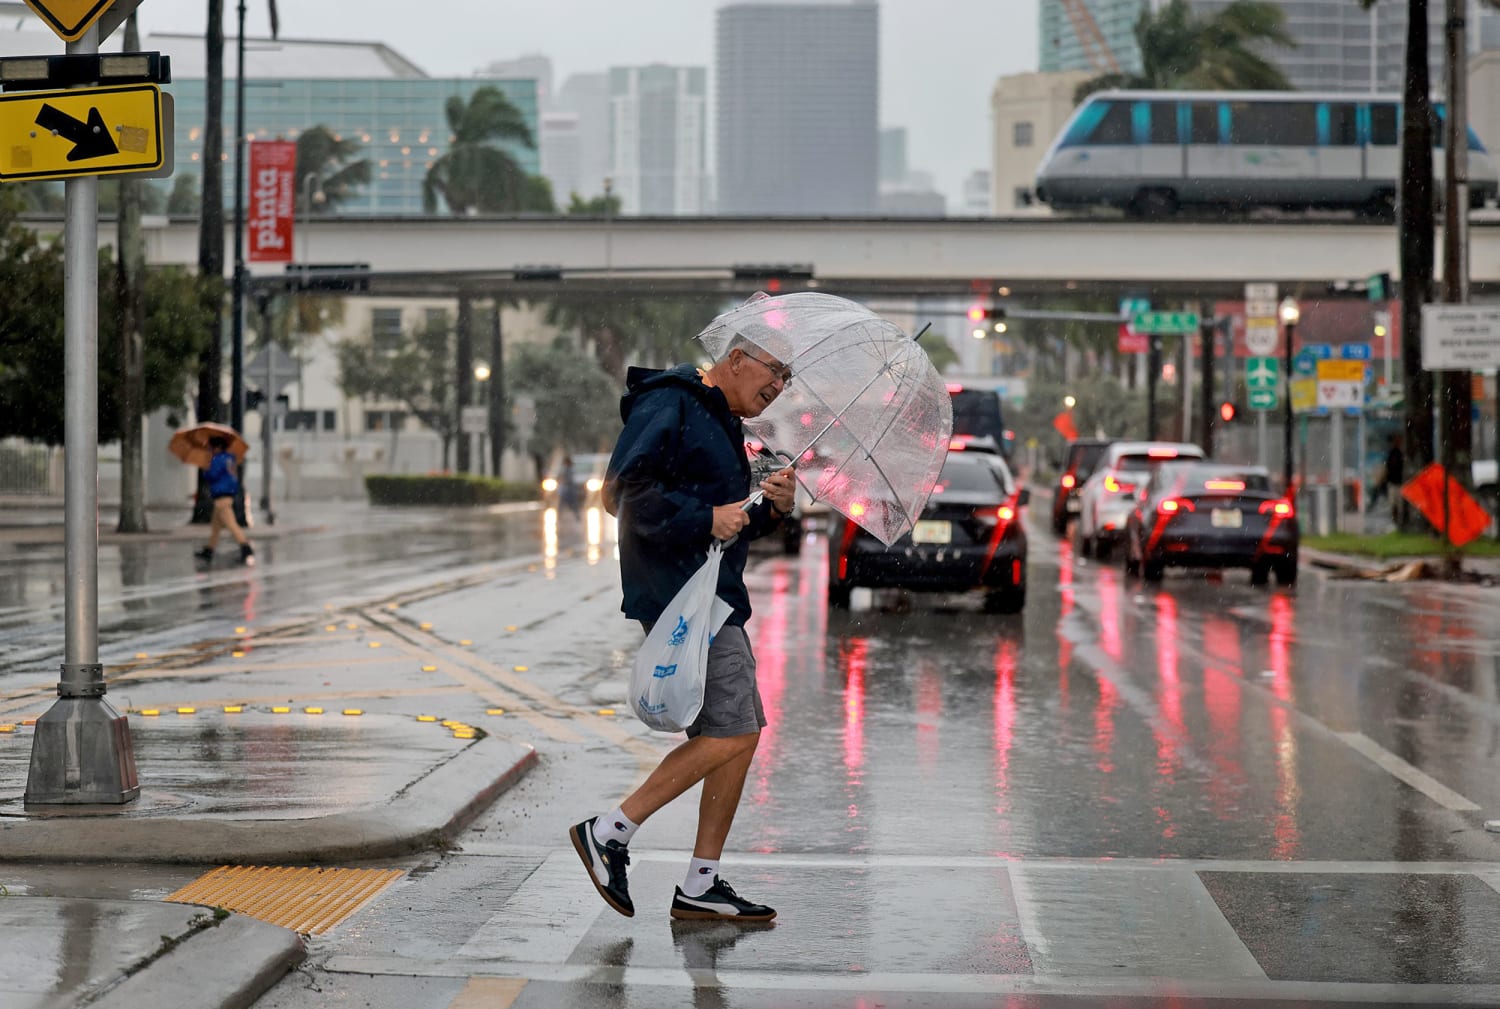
[[1051, 439, 1112, 536]]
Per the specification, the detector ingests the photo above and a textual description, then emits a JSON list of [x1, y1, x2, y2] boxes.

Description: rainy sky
[[132, 0, 1038, 206]]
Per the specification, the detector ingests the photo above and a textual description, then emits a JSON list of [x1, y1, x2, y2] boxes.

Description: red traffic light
[[1219, 401, 1237, 423], [967, 305, 985, 322]]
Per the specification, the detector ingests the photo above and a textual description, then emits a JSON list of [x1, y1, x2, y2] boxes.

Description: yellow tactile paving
[[448, 977, 527, 1009], [166, 865, 403, 935]]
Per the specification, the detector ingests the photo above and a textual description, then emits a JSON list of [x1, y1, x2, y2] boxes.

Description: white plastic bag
[[629, 543, 735, 732]]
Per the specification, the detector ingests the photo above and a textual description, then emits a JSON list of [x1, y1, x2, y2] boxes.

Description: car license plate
[[1211, 508, 1242, 528], [1065, 498, 1081, 513], [912, 520, 951, 544]]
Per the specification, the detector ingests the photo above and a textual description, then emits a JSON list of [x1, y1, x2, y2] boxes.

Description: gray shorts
[[640, 622, 766, 739]]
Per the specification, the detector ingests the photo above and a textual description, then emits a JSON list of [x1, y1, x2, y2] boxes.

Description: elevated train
[[1034, 89, 1500, 218]]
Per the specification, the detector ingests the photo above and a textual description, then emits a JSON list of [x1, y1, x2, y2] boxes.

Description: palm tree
[[423, 88, 555, 215], [1075, 0, 1295, 103], [295, 126, 371, 213]]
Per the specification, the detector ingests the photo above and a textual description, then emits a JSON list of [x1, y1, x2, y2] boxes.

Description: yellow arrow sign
[[22, 0, 114, 41], [0, 84, 162, 182]]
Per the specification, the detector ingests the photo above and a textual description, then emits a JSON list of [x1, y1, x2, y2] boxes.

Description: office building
[[716, 1, 879, 215], [556, 73, 612, 203], [608, 65, 709, 215], [1039, 0, 1145, 76], [990, 70, 1091, 214]]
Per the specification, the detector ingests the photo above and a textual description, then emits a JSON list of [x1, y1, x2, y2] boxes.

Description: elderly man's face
[[726, 347, 791, 418]]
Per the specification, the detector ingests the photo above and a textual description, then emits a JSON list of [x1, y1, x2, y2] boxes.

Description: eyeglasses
[[742, 353, 793, 387]]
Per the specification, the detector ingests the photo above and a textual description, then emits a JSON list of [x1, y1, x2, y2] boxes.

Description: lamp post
[[473, 363, 491, 476], [1280, 296, 1301, 494], [300, 170, 325, 265]]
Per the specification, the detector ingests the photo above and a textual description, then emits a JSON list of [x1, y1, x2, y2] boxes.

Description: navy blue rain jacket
[[604, 364, 782, 627], [205, 451, 239, 498]]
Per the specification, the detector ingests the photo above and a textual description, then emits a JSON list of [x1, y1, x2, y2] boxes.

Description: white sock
[[592, 808, 638, 847], [682, 857, 719, 897]]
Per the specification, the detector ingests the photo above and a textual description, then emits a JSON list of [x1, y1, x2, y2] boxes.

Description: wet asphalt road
[[7, 502, 1500, 1006]]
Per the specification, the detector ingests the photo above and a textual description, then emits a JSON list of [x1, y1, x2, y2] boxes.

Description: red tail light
[[1061, 474, 1076, 489], [1158, 497, 1195, 515], [1259, 499, 1295, 518], [1104, 475, 1135, 494], [1147, 448, 1180, 459], [997, 505, 1016, 522], [945, 383, 965, 393]]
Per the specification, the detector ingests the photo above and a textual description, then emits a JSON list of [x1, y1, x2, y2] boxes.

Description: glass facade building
[[169, 77, 540, 215]]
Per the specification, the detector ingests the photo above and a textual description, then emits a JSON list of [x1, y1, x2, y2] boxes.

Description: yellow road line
[[448, 977, 527, 1009]]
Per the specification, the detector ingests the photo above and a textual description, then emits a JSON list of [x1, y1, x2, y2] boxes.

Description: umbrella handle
[[716, 490, 767, 548]]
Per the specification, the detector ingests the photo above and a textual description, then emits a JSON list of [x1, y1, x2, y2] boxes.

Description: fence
[[0, 439, 63, 496]]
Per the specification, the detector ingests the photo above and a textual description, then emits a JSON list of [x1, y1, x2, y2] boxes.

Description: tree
[[336, 315, 460, 467], [506, 339, 623, 474], [546, 294, 724, 381], [422, 88, 554, 215], [917, 330, 959, 373], [167, 173, 199, 216], [566, 192, 622, 216], [1075, 0, 1295, 103], [196, 0, 226, 427], [295, 125, 371, 213]]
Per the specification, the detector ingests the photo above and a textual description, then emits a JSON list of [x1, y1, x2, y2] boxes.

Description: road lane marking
[[455, 851, 612, 963], [447, 977, 526, 1009], [1335, 732, 1481, 811]]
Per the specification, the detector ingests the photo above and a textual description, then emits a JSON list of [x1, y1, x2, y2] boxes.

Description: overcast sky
[[133, 0, 1039, 205]]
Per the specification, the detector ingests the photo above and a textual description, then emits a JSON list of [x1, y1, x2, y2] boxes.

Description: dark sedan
[[1124, 463, 1298, 585], [1050, 438, 1112, 535], [826, 447, 1029, 613]]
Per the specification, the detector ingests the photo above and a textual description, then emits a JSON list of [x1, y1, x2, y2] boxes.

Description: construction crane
[[1057, 0, 1121, 74]]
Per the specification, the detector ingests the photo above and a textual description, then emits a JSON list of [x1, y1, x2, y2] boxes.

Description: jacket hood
[[620, 363, 723, 422]]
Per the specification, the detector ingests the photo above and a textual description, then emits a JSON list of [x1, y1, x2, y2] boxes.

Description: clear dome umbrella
[[698, 292, 952, 547]]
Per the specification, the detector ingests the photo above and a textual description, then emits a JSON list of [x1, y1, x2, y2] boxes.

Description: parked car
[[825, 444, 1029, 613], [541, 452, 609, 512], [1076, 441, 1205, 560], [1051, 438, 1113, 536], [1124, 462, 1299, 585]]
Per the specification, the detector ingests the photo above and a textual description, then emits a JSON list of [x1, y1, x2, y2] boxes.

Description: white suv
[[1076, 441, 1205, 560]]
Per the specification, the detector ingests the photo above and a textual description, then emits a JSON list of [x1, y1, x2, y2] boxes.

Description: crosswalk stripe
[[455, 851, 612, 962], [1336, 732, 1481, 811]]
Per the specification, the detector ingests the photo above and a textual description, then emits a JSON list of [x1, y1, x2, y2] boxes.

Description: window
[[1189, 103, 1218, 144], [364, 410, 407, 432], [423, 307, 449, 334], [322, 410, 337, 432], [1012, 121, 1034, 147], [1371, 103, 1399, 146], [284, 410, 318, 432], [1329, 103, 1358, 145], [372, 308, 404, 354], [1148, 102, 1178, 144], [1229, 102, 1317, 146], [1087, 102, 1133, 145]]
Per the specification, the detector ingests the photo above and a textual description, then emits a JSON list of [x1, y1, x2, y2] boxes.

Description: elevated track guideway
[[77, 213, 1500, 299]]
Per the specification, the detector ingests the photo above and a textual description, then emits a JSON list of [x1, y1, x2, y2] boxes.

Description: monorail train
[[1034, 89, 1500, 218]]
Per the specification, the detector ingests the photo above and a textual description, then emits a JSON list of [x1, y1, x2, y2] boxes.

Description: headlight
[[586, 478, 603, 492], [541, 478, 558, 492]]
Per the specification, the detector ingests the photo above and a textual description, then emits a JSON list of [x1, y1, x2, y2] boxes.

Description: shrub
[[364, 474, 538, 506]]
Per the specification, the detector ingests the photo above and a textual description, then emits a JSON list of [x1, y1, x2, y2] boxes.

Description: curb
[[0, 734, 537, 865], [90, 912, 305, 1009]]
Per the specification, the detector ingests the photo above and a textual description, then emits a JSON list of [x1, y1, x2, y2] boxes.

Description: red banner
[[247, 140, 296, 263], [1118, 323, 1148, 354]]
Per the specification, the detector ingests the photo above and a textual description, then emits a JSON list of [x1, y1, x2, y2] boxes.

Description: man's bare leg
[[692, 737, 756, 859], [619, 732, 758, 827]]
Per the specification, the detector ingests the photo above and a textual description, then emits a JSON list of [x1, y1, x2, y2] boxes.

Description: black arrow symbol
[[35, 104, 119, 162]]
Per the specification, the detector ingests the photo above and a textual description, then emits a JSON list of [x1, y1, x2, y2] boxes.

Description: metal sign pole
[[26, 22, 140, 805]]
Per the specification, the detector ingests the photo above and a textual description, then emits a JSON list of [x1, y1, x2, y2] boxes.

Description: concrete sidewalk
[[0, 548, 550, 1009]]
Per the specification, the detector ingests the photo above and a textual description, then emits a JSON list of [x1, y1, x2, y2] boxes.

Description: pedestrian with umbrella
[[570, 292, 950, 925], [170, 422, 255, 566]]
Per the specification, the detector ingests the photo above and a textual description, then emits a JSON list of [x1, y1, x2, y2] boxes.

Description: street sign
[[1244, 282, 1278, 302], [0, 83, 163, 181], [1339, 342, 1372, 361], [1316, 360, 1363, 409], [1420, 305, 1500, 370], [1317, 359, 1365, 382], [1290, 377, 1318, 413], [22, 0, 114, 41], [1131, 310, 1199, 335], [1245, 326, 1278, 355], [1248, 388, 1279, 410], [461, 406, 489, 435], [1292, 350, 1318, 376], [1246, 356, 1279, 390]]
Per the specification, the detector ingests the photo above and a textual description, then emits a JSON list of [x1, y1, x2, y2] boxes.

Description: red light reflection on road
[[841, 637, 868, 777], [748, 566, 791, 809], [1056, 539, 1075, 709], [1154, 594, 1182, 776], [1093, 674, 1119, 775], [916, 657, 943, 773], [1267, 592, 1300, 858], [1201, 616, 1245, 821], [993, 637, 1017, 815], [1098, 567, 1122, 661]]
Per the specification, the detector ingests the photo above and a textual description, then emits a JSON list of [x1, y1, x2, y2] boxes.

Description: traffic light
[[246, 388, 265, 411], [1367, 272, 1392, 301], [1219, 401, 1238, 423], [733, 264, 815, 292], [968, 305, 1008, 337]]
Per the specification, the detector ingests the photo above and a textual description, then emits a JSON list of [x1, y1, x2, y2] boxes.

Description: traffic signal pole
[[26, 23, 140, 805], [1200, 317, 1216, 457]]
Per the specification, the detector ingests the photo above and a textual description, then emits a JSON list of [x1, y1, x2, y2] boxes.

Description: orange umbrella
[[168, 422, 249, 470]]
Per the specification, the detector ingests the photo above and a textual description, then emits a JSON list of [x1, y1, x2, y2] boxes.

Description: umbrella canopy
[[699, 292, 952, 546], [168, 422, 249, 470]]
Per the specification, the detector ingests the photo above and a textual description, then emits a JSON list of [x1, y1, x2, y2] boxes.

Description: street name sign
[[1131, 310, 1199, 335], [22, 0, 113, 41], [0, 84, 163, 181], [1420, 305, 1500, 370]]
